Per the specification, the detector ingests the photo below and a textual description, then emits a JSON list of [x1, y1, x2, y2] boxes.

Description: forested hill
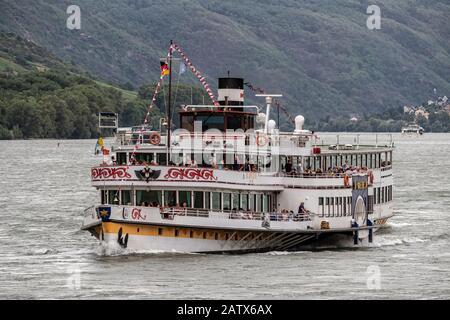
[[1, 0, 449, 121], [0, 32, 208, 139]]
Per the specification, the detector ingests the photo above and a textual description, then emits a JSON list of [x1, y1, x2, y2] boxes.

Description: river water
[[0, 133, 449, 299]]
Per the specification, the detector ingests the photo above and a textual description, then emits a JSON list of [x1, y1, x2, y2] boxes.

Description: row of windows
[[115, 151, 392, 172], [318, 196, 354, 217], [101, 189, 275, 212], [374, 186, 393, 204], [302, 151, 392, 171], [317, 186, 392, 218]]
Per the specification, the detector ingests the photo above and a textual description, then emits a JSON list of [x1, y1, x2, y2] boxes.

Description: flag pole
[[167, 40, 173, 165]]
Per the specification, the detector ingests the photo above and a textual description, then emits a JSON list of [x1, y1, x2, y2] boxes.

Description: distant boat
[[401, 124, 424, 135]]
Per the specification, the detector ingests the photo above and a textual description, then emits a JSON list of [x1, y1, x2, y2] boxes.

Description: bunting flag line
[[171, 43, 219, 106]]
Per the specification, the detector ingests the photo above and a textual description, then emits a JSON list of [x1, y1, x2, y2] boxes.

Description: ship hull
[[86, 219, 389, 254]]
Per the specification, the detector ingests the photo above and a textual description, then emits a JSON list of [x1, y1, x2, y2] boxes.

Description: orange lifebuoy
[[256, 134, 268, 147], [150, 132, 161, 145], [344, 174, 350, 187]]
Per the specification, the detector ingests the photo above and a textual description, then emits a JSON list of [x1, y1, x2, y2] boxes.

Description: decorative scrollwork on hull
[[164, 168, 217, 181], [91, 167, 131, 179]]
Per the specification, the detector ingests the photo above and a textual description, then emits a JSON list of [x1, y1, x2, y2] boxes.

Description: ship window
[[181, 115, 194, 131], [263, 194, 269, 212], [232, 193, 240, 210], [205, 192, 211, 209], [241, 194, 248, 211], [178, 191, 192, 207], [133, 153, 153, 164], [196, 115, 225, 131], [157, 153, 167, 165], [223, 193, 231, 211], [158, 228, 163, 235], [101, 190, 107, 204], [227, 116, 242, 130], [343, 198, 347, 215], [368, 195, 374, 213], [377, 188, 381, 204], [175, 229, 179, 237], [116, 152, 127, 165], [212, 192, 221, 210], [348, 197, 352, 214], [121, 190, 131, 205], [164, 190, 176, 207], [194, 191, 204, 209], [108, 190, 119, 205], [136, 190, 162, 206], [373, 188, 377, 204], [189, 230, 194, 238]]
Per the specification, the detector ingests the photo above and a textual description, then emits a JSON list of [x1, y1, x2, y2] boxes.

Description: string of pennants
[[244, 81, 296, 125], [142, 42, 219, 126], [172, 43, 219, 107]]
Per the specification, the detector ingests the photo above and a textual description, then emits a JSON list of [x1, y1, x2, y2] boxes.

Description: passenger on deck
[[285, 160, 292, 174], [189, 159, 198, 167], [298, 202, 307, 214], [343, 161, 349, 171]]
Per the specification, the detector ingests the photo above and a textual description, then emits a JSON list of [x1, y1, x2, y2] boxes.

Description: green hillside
[[0, 32, 163, 139], [1, 0, 449, 125]]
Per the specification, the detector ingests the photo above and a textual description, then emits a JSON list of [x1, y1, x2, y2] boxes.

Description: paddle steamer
[[81, 45, 394, 253]]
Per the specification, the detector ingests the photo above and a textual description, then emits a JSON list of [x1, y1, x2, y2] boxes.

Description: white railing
[[159, 207, 312, 222]]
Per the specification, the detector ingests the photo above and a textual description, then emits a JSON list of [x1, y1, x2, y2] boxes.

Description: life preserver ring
[[343, 174, 350, 187], [150, 132, 161, 145], [369, 171, 374, 184], [256, 134, 268, 147]]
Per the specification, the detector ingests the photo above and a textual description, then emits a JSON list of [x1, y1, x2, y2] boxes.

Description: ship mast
[[167, 40, 173, 165]]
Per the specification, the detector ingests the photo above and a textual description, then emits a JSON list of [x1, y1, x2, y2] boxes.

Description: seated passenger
[[189, 159, 198, 167]]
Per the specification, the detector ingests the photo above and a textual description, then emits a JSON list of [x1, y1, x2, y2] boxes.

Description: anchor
[[117, 227, 129, 248]]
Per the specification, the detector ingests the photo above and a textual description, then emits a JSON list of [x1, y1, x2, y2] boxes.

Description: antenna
[[255, 94, 282, 133]]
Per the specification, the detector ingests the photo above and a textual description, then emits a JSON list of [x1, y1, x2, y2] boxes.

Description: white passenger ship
[[401, 123, 424, 135], [81, 75, 394, 253]]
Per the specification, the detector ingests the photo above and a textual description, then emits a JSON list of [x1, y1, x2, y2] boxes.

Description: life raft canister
[[150, 132, 161, 145], [256, 134, 268, 147]]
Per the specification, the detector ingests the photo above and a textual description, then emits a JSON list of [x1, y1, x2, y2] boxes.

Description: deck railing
[[159, 207, 312, 222]]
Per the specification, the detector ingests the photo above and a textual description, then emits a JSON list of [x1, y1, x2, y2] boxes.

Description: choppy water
[[0, 133, 449, 299]]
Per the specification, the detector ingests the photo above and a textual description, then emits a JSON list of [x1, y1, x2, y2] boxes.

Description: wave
[[25, 248, 59, 255], [370, 236, 428, 247], [263, 250, 310, 256], [387, 221, 413, 228], [95, 242, 201, 257]]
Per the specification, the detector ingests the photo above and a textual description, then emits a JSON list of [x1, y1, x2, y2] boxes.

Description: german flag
[[160, 61, 169, 76]]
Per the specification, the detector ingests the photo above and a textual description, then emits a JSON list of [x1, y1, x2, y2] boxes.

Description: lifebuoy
[[150, 132, 161, 145], [256, 134, 268, 147], [343, 174, 350, 187]]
